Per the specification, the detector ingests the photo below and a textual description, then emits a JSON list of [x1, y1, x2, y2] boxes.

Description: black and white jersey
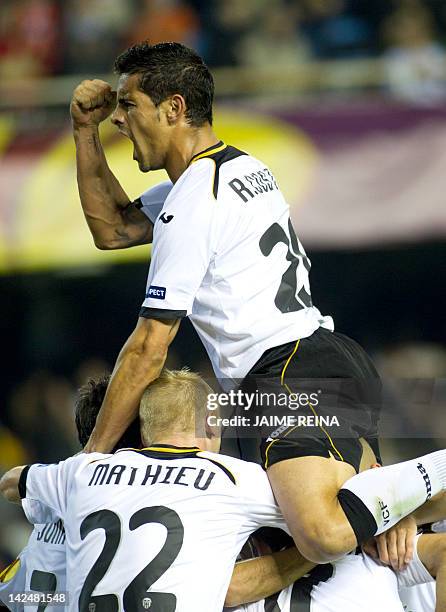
[[20, 446, 286, 612], [0, 521, 66, 611], [232, 537, 434, 612], [138, 143, 333, 385], [232, 552, 417, 612]]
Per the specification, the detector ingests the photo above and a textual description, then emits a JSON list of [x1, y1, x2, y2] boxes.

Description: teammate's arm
[[84, 316, 180, 453], [71, 79, 153, 249], [0, 466, 25, 503], [413, 492, 446, 526], [225, 547, 315, 608]]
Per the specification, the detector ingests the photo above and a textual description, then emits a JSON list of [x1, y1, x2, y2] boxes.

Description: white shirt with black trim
[[138, 143, 333, 386], [19, 447, 286, 612]]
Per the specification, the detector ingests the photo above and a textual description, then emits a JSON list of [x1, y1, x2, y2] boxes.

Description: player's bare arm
[[225, 546, 315, 608], [0, 466, 25, 504], [413, 492, 446, 525], [71, 79, 153, 250], [84, 316, 180, 453]]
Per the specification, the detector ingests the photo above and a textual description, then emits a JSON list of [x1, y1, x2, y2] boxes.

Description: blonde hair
[[139, 368, 212, 444]]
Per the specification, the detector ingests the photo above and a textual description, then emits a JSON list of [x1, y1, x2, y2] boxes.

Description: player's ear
[[205, 411, 221, 441], [165, 94, 186, 125]]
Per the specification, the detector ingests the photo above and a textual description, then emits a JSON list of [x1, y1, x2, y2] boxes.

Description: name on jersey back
[[88, 461, 216, 491]]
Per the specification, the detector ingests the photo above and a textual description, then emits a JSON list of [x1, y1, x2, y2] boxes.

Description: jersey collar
[[143, 444, 201, 453], [134, 444, 203, 459], [189, 141, 226, 164]]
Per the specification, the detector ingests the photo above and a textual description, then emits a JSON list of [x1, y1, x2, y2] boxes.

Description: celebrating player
[[0, 375, 140, 612], [70, 41, 446, 564], [0, 374, 310, 611], [0, 370, 294, 611], [225, 523, 446, 612], [2, 371, 446, 611]]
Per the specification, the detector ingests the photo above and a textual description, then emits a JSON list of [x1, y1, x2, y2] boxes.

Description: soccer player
[[0, 520, 66, 612], [0, 375, 139, 612], [0, 370, 295, 611], [225, 526, 446, 612], [70, 41, 446, 564]]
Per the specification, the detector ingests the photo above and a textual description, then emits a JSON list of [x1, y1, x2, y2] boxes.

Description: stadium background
[[0, 0, 446, 572]]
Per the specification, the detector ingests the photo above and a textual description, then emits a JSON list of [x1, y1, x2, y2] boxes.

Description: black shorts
[[236, 327, 382, 472]]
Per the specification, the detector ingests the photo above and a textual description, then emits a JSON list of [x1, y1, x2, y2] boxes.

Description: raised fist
[[71, 79, 116, 128]]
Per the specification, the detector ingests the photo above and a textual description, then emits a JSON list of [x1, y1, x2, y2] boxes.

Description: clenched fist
[[71, 79, 116, 128]]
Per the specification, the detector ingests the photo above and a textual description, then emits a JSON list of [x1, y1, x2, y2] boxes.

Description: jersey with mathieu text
[[20, 446, 286, 612]]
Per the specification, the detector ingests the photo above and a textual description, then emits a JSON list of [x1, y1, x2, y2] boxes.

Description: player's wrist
[[72, 122, 100, 134]]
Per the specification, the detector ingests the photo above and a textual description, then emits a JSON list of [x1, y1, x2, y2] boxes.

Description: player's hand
[[362, 515, 417, 571], [71, 79, 116, 128]]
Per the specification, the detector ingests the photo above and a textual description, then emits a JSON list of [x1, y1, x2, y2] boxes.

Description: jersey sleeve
[[136, 180, 173, 224], [396, 534, 434, 588], [20, 454, 102, 521], [22, 498, 60, 525], [140, 162, 218, 319]]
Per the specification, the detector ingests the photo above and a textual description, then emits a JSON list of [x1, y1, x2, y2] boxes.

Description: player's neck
[[165, 125, 220, 183], [145, 434, 216, 452], [147, 434, 202, 450]]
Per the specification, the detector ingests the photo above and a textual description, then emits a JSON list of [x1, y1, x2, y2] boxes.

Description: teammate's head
[[75, 375, 141, 452], [139, 368, 219, 452], [112, 42, 214, 172]]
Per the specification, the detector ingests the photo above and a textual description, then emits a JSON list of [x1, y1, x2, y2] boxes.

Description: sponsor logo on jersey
[[159, 212, 174, 224], [146, 286, 166, 300], [379, 499, 390, 527], [417, 462, 432, 500]]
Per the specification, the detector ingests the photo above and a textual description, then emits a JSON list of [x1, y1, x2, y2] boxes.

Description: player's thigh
[[267, 454, 356, 544]]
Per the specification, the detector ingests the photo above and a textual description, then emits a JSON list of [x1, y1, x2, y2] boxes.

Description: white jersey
[[0, 521, 66, 611], [232, 537, 434, 612], [21, 446, 286, 612], [137, 142, 333, 385], [398, 531, 440, 612]]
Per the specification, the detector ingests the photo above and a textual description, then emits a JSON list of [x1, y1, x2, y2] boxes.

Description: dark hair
[[75, 375, 141, 452], [114, 41, 214, 127]]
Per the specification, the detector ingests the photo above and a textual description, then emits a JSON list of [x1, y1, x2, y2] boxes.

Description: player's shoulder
[[173, 142, 262, 201], [197, 451, 267, 485], [55, 452, 114, 478]]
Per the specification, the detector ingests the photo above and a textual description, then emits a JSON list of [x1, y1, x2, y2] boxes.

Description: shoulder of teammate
[[21, 452, 110, 522], [198, 451, 285, 528], [136, 180, 173, 224]]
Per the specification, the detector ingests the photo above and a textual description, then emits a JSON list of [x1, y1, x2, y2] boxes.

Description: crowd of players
[[1, 40, 446, 610], [0, 371, 445, 611]]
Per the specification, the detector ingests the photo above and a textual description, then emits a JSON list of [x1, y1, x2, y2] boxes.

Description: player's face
[[112, 73, 169, 172]]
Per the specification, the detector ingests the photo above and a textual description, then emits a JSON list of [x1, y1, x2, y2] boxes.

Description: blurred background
[[1, 0, 446, 570]]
